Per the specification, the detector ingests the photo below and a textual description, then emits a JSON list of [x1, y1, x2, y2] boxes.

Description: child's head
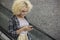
[[12, 0, 33, 15]]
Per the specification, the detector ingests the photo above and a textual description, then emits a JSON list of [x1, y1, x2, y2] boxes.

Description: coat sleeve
[[8, 18, 18, 38]]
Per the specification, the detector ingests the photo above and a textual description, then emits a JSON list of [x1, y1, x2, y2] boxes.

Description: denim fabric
[[8, 15, 32, 40]]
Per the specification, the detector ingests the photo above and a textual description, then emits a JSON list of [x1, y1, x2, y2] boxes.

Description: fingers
[[21, 25, 33, 31]]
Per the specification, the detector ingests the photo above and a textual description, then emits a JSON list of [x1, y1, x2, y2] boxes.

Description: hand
[[16, 25, 33, 34], [28, 25, 33, 28], [22, 25, 33, 31]]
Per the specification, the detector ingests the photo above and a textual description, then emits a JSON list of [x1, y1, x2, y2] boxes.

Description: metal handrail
[[0, 26, 14, 40], [29, 23, 56, 40]]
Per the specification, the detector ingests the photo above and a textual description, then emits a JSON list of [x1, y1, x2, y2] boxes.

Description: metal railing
[[0, 26, 14, 40]]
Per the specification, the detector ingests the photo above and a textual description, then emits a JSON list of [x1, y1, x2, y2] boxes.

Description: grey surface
[[0, 0, 60, 40], [27, 0, 60, 40], [0, 12, 9, 31]]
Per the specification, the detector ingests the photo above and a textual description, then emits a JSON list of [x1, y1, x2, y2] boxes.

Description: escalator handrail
[[0, 26, 14, 40], [29, 23, 56, 40], [0, 3, 12, 13]]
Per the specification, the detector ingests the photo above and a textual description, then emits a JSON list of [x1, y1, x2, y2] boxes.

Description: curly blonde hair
[[12, 0, 33, 15]]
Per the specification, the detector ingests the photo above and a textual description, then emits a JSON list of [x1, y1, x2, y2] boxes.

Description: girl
[[8, 0, 33, 40]]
